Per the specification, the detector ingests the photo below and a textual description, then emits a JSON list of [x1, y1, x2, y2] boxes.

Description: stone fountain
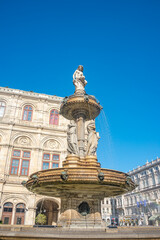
[[25, 65, 135, 228]]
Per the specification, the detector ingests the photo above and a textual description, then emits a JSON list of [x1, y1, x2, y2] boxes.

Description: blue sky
[[0, 0, 160, 172]]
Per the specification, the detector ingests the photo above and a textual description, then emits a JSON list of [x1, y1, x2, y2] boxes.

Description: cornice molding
[[0, 86, 63, 103], [0, 121, 67, 133]]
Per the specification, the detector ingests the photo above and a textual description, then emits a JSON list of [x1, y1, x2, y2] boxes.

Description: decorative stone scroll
[[14, 136, 32, 146], [44, 140, 60, 150]]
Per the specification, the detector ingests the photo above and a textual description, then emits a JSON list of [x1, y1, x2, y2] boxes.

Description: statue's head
[[78, 65, 83, 72]]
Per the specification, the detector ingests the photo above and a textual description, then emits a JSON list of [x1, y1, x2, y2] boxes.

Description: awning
[[149, 215, 160, 221]]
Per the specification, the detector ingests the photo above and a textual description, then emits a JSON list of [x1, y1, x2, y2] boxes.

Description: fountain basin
[[60, 95, 102, 121], [25, 167, 135, 198]]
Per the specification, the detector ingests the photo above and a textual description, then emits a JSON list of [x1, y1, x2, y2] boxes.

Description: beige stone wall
[[0, 87, 69, 225]]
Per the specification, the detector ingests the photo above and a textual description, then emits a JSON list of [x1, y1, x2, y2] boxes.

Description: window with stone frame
[[16, 203, 25, 213], [22, 105, 33, 121], [3, 202, 13, 212], [0, 101, 6, 117], [10, 149, 31, 176], [49, 109, 59, 125], [42, 152, 60, 170]]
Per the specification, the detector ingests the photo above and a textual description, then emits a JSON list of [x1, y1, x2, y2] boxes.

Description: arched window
[[3, 202, 13, 212], [14, 203, 26, 225], [22, 105, 33, 121], [2, 202, 13, 224], [49, 109, 59, 125], [0, 101, 6, 117]]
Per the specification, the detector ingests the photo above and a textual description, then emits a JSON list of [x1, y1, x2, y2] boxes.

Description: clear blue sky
[[0, 0, 160, 172]]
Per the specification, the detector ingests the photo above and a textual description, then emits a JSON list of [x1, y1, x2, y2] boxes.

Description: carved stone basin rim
[[25, 167, 135, 198]]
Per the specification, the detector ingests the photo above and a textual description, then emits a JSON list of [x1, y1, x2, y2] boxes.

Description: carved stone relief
[[86, 122, 100, 156], [14, 136, 32, 146], [67, 121, 79, 155], [44, 140, 60, 150]]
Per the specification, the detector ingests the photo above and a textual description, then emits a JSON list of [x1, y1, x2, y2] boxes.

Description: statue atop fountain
[[73, 65, 87, 95]]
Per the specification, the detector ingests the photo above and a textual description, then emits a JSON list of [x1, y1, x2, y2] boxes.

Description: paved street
[[0, 226, 160, 239]]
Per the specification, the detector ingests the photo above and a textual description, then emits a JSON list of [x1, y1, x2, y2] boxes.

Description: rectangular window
[[53, 155, 59, 161], [4, 217, 9, 224], [28, 111, 32, 121], [13, 150, 21, 157], [54, 117, 58, 125], [43, 153, 50, 160], [21, 160, 29, 176], [16, 208, 25, 213], [16, 217, 22, 225], [23, 151, 30, 158], [52, 163, 59, 168], [10, 159, 19, 175], [23, 111, 28, 120], [42, 162, 49, 170], [10, 150, 31, 176], [42, 153, 60, 170], [4, 208, 12, 212]]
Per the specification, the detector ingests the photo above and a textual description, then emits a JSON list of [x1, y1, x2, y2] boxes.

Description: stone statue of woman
[[67, 121, 79, 155], [73, 65, 87, 95], [86, 122, 100, 156]]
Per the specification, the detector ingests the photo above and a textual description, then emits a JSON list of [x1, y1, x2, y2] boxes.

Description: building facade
[[0, 86, 69, 225], [101, 198, 118, 225], [116, 158, 160, 226]]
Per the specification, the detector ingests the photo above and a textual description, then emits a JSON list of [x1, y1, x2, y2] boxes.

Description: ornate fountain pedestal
[[25, 65, 136, 228], [26, 162, 135, 228], [59, 194, 103, 228]]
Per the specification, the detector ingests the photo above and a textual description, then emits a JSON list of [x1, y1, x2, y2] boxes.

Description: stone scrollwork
[[67, 120, 79, 155], [86, 122, 100, 156], [44, 140, 60, 150], [14, 136, 32, 146]]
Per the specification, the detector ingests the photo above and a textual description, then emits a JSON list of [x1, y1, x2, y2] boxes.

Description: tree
[[35, 213, 47, 225]]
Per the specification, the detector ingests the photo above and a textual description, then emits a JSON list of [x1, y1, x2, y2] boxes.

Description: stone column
[[76, 114, 85, 158], [11, 204, 16, 225], [48, 204, 53, 225], [25, 207, 36, 225]]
